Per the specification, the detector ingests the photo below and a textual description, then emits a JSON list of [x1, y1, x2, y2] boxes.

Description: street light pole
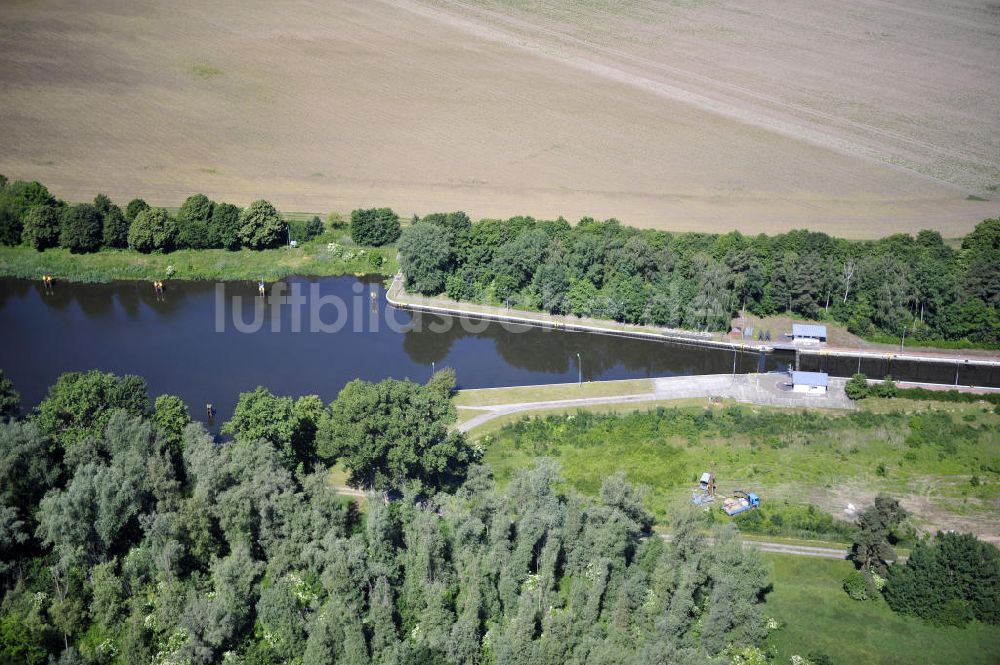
[[431, 361, 435, 378], [576, 352, 582, 386], [900, 326, 907, 352]]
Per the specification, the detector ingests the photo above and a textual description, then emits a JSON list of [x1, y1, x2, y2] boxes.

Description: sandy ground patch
[[0, 0, 996, 236]]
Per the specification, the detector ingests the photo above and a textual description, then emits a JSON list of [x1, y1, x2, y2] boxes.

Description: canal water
[[0, 276, 778, 423]]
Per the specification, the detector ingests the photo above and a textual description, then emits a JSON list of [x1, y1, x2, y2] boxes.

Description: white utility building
[[791, 371, 828, 395], [792, 323, 827, 343]]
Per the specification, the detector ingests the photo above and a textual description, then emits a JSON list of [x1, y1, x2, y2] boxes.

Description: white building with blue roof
[[791, 323, 827, 343], [791, 371, 828, 394]]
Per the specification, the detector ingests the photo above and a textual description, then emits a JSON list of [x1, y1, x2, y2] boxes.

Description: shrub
[[237, 199, 285, 250], [59, 203, 104, 253], [304, 215, 324, 239], [21, 205, 61, 250], [939, 598, 974, 628], [128, 207, 178, 253], [845, 373, 870, 400], [843, 569, 874, 601], [350, 207, 401, 246], [892, 386, 1000, 406], [872, 376, 898, 398], [808, 652, 835, 665]]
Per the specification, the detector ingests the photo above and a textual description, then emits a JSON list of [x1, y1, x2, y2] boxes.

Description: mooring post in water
[[206, 403, 214, 424]]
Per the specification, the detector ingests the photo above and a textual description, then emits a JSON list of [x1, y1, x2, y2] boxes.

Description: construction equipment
[[722, 491, 760, 517], [690, 470, 716, 505]]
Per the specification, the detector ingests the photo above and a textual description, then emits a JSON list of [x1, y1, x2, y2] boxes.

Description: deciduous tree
[[127, 207, 178, 253], [237, 199, 285, 249], [59, 204, 103, 253], [350, 207, 401, 246]]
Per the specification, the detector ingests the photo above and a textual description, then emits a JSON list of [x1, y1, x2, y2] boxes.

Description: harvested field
[[1, 0, 998, 236]]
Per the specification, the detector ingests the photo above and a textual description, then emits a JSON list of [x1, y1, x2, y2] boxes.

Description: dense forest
[[0, 369, 771, 665], [398, 213, 1000, 346]]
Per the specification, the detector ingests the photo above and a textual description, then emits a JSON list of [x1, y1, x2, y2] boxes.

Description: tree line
[[0, 176, 407, 256], [398, 212, 1000, 346], [0, 369, 771, 664]]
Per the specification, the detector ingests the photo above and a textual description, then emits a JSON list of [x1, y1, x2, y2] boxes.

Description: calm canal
[[0, 276, 776, 424]]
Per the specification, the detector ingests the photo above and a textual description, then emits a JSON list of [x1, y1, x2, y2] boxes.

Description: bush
[[939, 598, 974, 628], [843, 569, 875, 601], [21, 205, 61, 250], [845, 373, 870, 400], [350, 207, 401, 246], [808, 652, 835, 665], [59, 203, 104, 253], [872, 376, 898, 398], [893, 386, 1000, 406], [237, 199, 285, 250], [128, 207, 178, 253], [732, 501, 855, 541], [304, 215, 324, 239]]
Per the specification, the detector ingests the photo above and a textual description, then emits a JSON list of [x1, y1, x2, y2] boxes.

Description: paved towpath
[[456, 373, 853, 433]]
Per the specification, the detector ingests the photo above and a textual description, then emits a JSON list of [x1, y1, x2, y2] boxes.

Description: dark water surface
[[0, 276, 773, 424]]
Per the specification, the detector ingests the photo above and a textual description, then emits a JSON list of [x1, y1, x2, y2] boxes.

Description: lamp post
[[431, 361, 436, 378], [576, 352, 582, 386], [900, 326, 907, 352]]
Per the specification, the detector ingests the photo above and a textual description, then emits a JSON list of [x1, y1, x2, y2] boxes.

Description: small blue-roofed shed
[[791, 371, 828, 394]]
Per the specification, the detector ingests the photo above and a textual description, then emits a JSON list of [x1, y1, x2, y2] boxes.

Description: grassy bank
[[762, 553, 1000, 664], [480, 400, 1000, 538], [0, 234, 396, 283]]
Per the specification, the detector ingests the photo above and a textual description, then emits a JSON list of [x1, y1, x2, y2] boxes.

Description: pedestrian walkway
[[456, 373, 852, 433]]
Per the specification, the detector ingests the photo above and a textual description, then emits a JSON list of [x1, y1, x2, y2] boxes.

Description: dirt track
[[1, 0, 997, 236]]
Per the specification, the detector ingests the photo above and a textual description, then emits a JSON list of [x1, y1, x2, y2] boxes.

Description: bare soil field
[[1, 0, 997, 236]]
